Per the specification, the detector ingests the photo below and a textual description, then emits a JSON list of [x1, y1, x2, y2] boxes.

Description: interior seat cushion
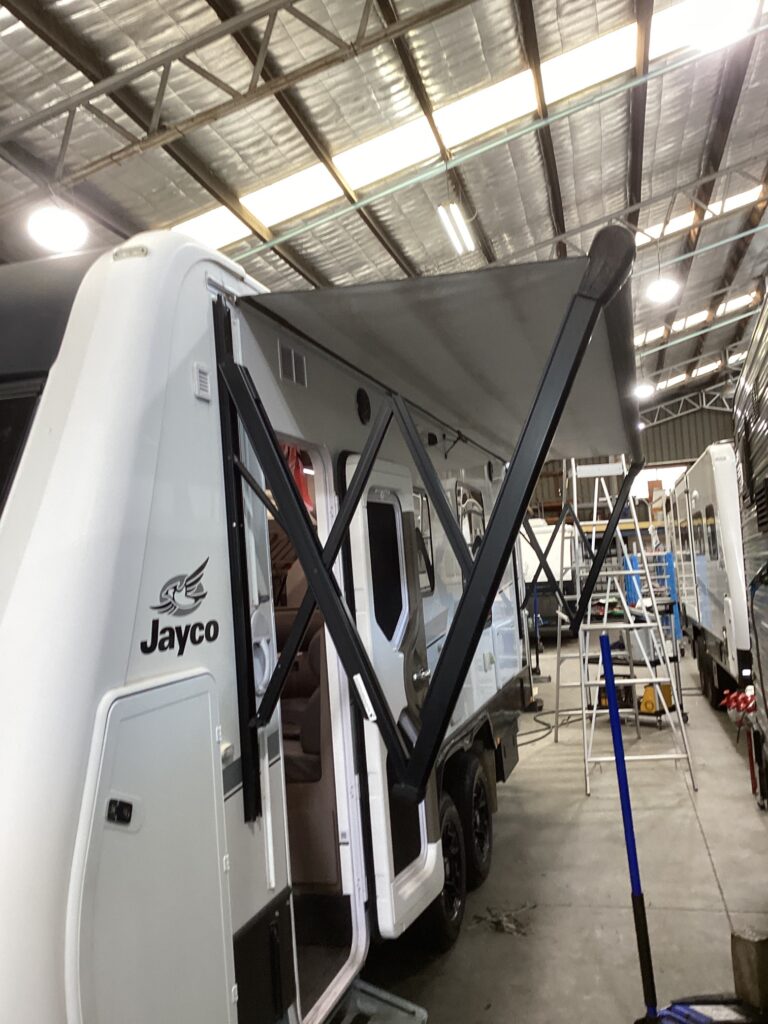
[[283, 738, 321, 784], [283, 652, 317, 700], [300, 687, 322, 758], [274, 607, 324, 649], [281, 698, 305, 739]]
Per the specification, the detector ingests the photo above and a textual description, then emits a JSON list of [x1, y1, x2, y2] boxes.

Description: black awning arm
[[219, 225, 636, 804], [399, 226, 635, 799]]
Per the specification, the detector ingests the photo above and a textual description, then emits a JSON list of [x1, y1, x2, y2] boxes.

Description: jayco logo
[[140, 558, 220, 656]]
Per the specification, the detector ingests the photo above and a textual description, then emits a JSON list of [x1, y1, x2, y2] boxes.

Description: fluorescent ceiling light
[[438, 204, 464, 254], [243, 163, 344, 227], [665, 211, 696, 235], [173, 206, 249, 249], [692, 360, 722, 378], [641, 292, 757, 345], [540, 23, 637, 104], [334, 118, 440, 191], [684, 309, 709, 329], [434, 73, 536, 149], [636, 184, 762, 248], [724, 185, 762, 213], [729, 351, 748, 365], [635, 381, 656, 399], [27, 204, 89, 253], [656, 373, 687, 391], [646, 276, 681, 304], [450, 203, 475, 252], [717, 292, 757, 316]]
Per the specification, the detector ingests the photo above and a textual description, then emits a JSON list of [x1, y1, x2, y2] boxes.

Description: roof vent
[[278, 340, 307, 387], [193, 362, 212, 402]]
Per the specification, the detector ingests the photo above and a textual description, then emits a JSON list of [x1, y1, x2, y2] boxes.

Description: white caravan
[[735, 299, 768, 807], [0, 228, 638, 1023], [671, 443, 751, 704], [520, 517, 575, 634]]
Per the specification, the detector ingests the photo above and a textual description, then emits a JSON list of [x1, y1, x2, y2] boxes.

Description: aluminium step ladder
[[552, 457, 697, 795]]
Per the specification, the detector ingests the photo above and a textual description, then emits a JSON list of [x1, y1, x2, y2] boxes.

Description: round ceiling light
[[634, 381, 656, 400], [27, 205, 89, 254], [637, 421, 646, 432], [646, 276, 680, 305]]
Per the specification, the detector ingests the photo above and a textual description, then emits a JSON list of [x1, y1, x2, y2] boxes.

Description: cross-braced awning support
[[217, 225, 636, 808]]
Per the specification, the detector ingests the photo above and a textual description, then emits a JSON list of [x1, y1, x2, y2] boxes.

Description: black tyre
[[447, 752, 493, 889], [420, 793, 466, 952], [697, 646, 711, 702]]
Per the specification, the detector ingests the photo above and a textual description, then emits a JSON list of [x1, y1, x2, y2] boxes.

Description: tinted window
[[705, 504, 718, 561], [413, 490, 434, 594], [680, 521, 690, 554], [0, 385, 41, 517], [692, 511, 705, 557], [456, 482, 485, 555], [367, 501, 403, 641]]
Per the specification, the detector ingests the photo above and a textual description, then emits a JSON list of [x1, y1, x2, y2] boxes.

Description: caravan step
[[329, 981, 428, 1024]]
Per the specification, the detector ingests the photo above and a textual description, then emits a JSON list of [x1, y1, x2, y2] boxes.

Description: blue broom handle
[[599, 632, 658, 1020]]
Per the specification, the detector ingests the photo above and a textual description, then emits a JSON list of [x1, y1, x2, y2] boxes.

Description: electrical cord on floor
[[517, 709, 581, 746]]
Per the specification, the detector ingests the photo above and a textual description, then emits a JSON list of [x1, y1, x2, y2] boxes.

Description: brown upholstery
[[281, 630, 341, 892], [274, 607, 324, 649]]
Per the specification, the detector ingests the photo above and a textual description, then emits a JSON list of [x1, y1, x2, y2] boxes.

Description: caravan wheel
[[447, 751, 493, 889], [420, 793, 466, 952]]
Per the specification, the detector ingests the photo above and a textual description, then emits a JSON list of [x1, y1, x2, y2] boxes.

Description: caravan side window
[[692, 511, 705, 556], [456, 482, 486, 556], [413, 489, 435, 594], [705, 504, 718, 561], [367, 500, 405, 641]]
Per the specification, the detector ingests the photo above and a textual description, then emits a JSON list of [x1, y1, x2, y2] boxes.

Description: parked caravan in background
[[0, 225, 639, 1023], [520, 517, 575, 635], [671, 444, 751, 706], [735, 300, 768, 807]]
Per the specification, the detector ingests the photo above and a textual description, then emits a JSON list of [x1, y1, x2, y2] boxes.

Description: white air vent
[[193, 362, 212, 402], [278, 341, 307, 387]]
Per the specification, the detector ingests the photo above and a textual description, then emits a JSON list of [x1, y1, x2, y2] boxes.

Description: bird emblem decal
[[151, 558, 209, 617]]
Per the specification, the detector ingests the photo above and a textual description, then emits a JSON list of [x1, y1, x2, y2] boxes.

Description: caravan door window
[[456, 482, 485, 555], [692, 511, 705, 556], [367, 499, 407, 642], [705, 504, 718, 561], [413, 489, 435, 594]]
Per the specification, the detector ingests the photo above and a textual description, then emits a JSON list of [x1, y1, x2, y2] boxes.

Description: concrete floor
[[364, 641, 768, 1022]]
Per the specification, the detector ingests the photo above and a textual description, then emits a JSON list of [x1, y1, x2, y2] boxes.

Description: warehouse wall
[[641, 408, 733, 464], [530, 408, 734, 514]]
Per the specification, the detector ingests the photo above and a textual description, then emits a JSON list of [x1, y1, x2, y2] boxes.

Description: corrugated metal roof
[[0, 0, 766, 422]]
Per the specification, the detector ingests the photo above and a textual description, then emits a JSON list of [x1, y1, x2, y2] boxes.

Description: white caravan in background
[[672, 443, 751, 705], [520, 517, 574, 634], [0, 225, 638, 1024], [735, 299, 768, 808]]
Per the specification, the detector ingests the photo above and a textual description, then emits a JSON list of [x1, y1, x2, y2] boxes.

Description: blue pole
[[599, 632, 658, 1021]]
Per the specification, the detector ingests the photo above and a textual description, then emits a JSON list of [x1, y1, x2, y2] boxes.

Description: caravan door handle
[[412, 667, 431, 684]]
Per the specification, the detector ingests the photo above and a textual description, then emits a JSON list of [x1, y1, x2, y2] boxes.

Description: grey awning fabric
[[250, 256, 642, 464]]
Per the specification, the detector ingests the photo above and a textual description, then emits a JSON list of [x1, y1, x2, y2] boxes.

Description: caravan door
[[344, 458, 443, 938]]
